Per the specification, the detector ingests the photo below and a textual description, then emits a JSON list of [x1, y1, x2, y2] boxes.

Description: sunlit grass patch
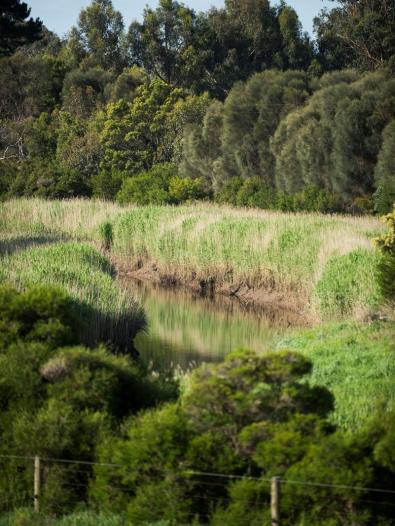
[[277, 321, 395, 430], [112, 204, 383, 319], [0, 198, 128, 242]]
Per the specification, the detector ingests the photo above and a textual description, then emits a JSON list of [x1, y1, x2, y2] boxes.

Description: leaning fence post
[[271, 476, 280, 526], [34, 456, 41, 512]]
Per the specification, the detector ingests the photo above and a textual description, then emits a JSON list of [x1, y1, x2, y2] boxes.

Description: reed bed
[[112, 204, 383, 319], [0, 198, 128, 241], [0, 199, 384, 320], [0, 242, 145, 352]]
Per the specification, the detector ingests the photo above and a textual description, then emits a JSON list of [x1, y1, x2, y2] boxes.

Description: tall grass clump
[[99, 221, 114, 251], [0, 199, 385, 320], [0, 243, 145, 352], [314, 249, 381, 318]]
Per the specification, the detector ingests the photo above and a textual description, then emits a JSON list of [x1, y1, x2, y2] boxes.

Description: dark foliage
[[0, 285, 177, 513], [91, 349, 395, 525], [0, 0, 43, 56]]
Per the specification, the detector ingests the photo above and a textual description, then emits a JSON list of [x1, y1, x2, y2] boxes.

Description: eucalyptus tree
[[315, 0, 395, 71], [65, 0, 126, 72]]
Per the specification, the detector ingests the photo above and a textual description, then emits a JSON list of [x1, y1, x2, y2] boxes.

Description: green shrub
[[0, 284, 174, 516], [294, 186, 342, 213], [215, 180, 341, 212], [7, 159, 91, 199], [0, 510, 126, 526], [92, 351, 395, 524], [0, 508, 52, 526], [351, 194, 375, 215], [117, 164, 209, 206], [168, 176, 208, 203], [117, 164, 176, 205], [374, 204, 395, 301], [92, 170, 125, 200], [56, 512, 126, 525], [91, 350, 335, 523], [215, 177, 244, 205], [0, 285, 77, 351], [235, 177, 276, 209], [0, 243, 145, 352]]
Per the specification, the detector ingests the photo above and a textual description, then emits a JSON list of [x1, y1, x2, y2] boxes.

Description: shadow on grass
[[75, 300, 146, 359], [0, 235, 68, 256], [0, 238, 146, 357]]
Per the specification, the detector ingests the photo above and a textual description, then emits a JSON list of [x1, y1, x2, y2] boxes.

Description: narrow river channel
[[121, 277, 306, 372]]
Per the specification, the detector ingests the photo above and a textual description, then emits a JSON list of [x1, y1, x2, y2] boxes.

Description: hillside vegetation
[[278, 321, 395, 430], [0, 0, 394, 524]]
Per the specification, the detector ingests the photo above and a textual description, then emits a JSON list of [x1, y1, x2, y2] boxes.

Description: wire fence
[[1, 453, 395, 524]]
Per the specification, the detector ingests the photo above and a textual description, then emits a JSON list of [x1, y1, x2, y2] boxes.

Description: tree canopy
[[0, 0, 43, 56], [1, 0, 394, 213]]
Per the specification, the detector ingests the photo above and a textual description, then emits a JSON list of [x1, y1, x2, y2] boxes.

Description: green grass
[[112, 205, 383, 320], [0, 198, 127, 243], [277, 321, 395, 430], [0, 242, 145, 352], [0, 508, 172, 525], [0, 199, 385, 320], [0, 509, 126, 526]]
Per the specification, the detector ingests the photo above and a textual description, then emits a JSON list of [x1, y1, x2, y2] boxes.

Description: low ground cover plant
[[375, 203, 395, 302]]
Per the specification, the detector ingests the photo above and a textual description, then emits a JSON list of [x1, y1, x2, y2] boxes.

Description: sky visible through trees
[[29, 0, 339, 37]]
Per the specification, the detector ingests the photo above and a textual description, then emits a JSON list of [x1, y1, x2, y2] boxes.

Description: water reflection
[[121, 277, 305, 371]]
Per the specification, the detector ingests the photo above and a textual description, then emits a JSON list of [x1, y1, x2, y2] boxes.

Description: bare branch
[[0, 133, 25, 161]]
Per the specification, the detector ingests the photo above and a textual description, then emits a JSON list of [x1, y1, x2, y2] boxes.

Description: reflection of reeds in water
[[122, 278, 301, 370]]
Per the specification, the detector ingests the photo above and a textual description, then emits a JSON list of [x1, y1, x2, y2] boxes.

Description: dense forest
[[1, 0, 395, 213]]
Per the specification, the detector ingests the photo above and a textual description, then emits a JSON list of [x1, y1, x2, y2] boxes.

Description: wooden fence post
[[271, 476, 280, 526], [34, 456, 40, 513]]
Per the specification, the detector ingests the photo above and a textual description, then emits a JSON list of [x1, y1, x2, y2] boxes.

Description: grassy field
[[0, 509, 126, 526], [0, 198, 391, 429], [0, 198, 126, 243], [0, 242, 145, 352], [0, 199, 384, 321], [277, 321, 395, 430]]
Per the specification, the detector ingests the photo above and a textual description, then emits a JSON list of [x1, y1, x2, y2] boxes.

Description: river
[[121, 277, 305, 372]]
